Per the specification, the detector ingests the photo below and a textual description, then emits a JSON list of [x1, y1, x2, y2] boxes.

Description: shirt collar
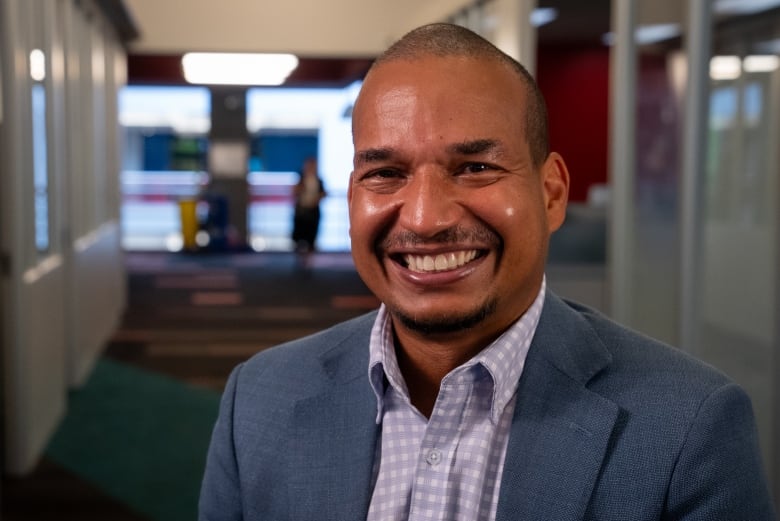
[[368, 277, 546, 424]]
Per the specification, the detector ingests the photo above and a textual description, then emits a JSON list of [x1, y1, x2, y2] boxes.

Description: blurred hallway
[[2, 0, 779, 514], [2, 251, 378, 520]]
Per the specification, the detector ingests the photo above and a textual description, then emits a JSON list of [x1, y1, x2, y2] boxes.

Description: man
[[199, 23, 775, 520]]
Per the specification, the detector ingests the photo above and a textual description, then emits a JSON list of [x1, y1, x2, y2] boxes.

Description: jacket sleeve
[[199, 364, 244, 521], [664, 382, 776, 520]]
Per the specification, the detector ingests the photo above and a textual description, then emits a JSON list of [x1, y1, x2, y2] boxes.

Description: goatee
[[391, 298, 498, 335]]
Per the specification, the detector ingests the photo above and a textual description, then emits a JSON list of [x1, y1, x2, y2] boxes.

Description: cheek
[[476, 192, 526, 230], [348, 191, 399, 245], [480, 191, 548, 245]]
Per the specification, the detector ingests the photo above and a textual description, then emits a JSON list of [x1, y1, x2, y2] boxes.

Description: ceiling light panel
[[182, 53, 299, 86]]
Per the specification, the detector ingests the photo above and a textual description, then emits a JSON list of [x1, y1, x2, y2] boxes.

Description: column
[[207, 86, 249, 250]]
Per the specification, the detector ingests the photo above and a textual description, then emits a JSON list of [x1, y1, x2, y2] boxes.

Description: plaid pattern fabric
[[367, 280, 545, 520]]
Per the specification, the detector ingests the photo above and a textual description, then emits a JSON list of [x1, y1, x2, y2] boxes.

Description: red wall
[[536, 45, 611, 203]]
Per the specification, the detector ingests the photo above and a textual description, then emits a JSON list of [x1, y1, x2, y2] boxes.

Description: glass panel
[[31, 82, 50, 252], [628, 44, 683, 344], [697, 13, 780, 487], [118, 86, 211, 251], [91, 23, 107, 224], [76, 8, 94, 236], [244, 85, 359, 252], [534, 0, 610, 312], [120, 83, 360, 252]]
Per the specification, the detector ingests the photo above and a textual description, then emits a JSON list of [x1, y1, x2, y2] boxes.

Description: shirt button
[[426, 449, 442, 466]]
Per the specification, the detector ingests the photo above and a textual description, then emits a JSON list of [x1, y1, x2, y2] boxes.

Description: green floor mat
[[46, 358, 221, 521]]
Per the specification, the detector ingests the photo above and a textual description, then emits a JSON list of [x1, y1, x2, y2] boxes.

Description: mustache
[[378, 225, 500, 250]]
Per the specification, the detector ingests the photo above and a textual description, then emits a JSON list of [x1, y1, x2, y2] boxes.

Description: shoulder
[[214, 311, 377, 471], [538, 293, 735, 411], [521, 295, 770, 513], [577, 299, 726, 381], [231, 311, 377, 398], [547, 298, 774, 518]]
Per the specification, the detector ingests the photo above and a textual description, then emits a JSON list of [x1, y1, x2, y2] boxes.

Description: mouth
[[395, 249, 485, 273]]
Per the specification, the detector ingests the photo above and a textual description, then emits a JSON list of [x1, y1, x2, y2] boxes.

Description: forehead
[[353, 56, 527, 142]]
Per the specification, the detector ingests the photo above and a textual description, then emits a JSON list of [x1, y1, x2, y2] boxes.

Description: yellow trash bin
[[179, 199, 198, 251]]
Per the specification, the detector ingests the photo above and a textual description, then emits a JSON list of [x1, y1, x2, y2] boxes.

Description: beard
[[390, 297, 498, 336]]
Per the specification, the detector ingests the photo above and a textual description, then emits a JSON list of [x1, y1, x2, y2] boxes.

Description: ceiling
[[122, 0, 468, 56], [122, 0, 614, 86], [119, 0, 780, 86]]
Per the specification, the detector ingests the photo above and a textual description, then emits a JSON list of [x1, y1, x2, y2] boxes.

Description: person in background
[[291, 157, 326, 260], [199, 23, 775, 520]]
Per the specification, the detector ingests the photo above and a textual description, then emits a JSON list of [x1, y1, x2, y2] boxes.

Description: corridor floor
[[2, 251, 378, 520]]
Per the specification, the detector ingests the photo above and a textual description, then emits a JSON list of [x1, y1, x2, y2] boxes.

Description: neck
[[391, 325, 494, 418]]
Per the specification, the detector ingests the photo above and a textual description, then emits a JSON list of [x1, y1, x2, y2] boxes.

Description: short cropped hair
[[367, 23, 550, 167]]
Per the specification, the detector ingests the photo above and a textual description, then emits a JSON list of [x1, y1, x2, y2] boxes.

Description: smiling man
[[347, 32, 569, 423], [199, 24, 775, 521]]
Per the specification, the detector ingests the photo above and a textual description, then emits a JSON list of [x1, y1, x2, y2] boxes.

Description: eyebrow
[[354, 147, 396, 166], [354, 139, 502, 166], [447, 139, 500, 156]]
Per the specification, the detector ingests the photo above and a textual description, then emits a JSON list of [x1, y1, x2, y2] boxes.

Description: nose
[[398, 170, 463, 238]]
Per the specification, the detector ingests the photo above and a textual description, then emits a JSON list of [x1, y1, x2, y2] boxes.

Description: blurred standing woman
[[292, 157, 326, 257]]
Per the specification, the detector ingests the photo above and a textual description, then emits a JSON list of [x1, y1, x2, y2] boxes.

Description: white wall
[[1, 0, 69, 475], [0, 0, 127, 474]]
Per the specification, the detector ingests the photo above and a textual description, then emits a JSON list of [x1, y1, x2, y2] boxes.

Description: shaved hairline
[[364, 23, 550, 167]]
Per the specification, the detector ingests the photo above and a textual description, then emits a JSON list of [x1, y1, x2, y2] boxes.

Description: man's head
[[369, 23, 550, 168], [348, 23, 569, 351]]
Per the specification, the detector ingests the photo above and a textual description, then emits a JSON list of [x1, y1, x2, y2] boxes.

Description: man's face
[[348, 56, 568, 343]]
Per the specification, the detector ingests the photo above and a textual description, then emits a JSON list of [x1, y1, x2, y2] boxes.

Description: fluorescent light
[[29, 49, 45, 81], [635, 24, 680, 45], [602, 24, 681, 46], [709, 55, 780, 79], [530, 8, 558, 28], [182, 53, 299, 86], [743, 55, 780, 73], [710, 56, 742, 80]]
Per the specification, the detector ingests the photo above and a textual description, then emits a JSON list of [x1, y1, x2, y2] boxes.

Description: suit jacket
[[199, 292, 775, 520]]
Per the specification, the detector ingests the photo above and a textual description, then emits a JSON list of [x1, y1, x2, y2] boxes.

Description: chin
[[391, 298, 497, 336]]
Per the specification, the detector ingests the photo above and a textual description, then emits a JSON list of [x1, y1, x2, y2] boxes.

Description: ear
[[541, 152, 570, 233]]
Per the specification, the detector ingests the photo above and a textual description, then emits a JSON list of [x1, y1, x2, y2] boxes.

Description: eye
[[358, 168, 403, 181], [371, 168, 402, 178], [458, 162, 493, 175], [355, 167, 407, 194], [452, 161, 505, 187]]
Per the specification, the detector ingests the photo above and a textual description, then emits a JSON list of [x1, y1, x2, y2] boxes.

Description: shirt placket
[[408, 372, 472, 521]]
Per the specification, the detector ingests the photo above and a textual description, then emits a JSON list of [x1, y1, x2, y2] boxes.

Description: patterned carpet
[[107, 251, 378, 391], [2, 251, 378, 520]]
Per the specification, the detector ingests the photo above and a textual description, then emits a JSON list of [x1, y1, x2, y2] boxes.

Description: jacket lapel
[[287, 327, 379, 521], [496, 294, 620, 521]]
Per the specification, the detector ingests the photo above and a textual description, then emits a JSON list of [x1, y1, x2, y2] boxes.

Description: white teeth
[[404, 250, 478, 273]]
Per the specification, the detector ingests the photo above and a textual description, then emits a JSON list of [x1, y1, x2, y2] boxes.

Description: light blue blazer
[[199, 293, 775, 520]]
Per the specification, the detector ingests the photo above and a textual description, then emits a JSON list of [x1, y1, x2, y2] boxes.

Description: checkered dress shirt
[[366, 279, 545, 521]]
